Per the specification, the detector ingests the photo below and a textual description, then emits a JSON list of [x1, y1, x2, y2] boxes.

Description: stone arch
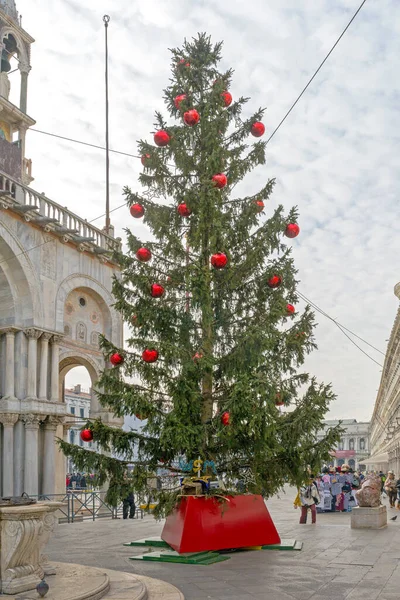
[[59, 351, 103, 416], [55, 274, 119, 344], [0, 26, 29, 66], [0, 220, 42, 326]]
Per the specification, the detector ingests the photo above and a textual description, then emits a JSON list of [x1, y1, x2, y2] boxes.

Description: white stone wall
[[0, 206, 123, 496]]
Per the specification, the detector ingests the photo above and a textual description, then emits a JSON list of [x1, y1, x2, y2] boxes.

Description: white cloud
[[14, 0, 400, 421]]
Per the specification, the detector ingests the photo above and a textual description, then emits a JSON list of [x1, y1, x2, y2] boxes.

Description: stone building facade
[[369, 284, 400, 473], [0, 1, 123, 497], [317, 419, 370, 470]]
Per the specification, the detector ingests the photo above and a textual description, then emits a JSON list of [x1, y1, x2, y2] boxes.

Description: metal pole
[[103, 15, 111, 233]]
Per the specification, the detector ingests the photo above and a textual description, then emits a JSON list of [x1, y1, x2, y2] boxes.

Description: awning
[[362, 453, 389, 465]]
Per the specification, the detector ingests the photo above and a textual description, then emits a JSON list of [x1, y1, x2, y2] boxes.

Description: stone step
[[10, 562, 183, 600]]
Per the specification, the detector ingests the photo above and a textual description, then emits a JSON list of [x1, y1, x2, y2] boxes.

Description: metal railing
[[32, 491, 144, 524]]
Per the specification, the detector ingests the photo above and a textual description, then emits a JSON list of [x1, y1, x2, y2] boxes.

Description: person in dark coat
[[123, 492, 136, 519]]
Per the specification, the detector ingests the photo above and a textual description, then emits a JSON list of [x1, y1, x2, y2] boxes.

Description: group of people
[[66, 472, 92, 490], [296, 466, 400, 524], [295, 464, 365, 524]]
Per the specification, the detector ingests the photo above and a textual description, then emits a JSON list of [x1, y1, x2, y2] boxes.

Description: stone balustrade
[[0, 168, 121, 258]]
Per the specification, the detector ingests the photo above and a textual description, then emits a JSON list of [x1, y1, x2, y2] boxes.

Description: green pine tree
[[59, 34, 342, 517]]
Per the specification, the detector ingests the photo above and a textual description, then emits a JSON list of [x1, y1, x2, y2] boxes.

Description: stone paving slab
[[46, 487, 400, 600]]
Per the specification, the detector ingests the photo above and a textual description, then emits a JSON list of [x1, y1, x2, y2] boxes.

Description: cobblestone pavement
[[47, 487, 400, 600]]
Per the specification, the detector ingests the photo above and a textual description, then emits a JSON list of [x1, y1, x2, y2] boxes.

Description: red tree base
[[161, 494, 280, 554]]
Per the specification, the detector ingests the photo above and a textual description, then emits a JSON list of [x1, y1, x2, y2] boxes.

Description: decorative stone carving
[[24, 328, 42, 340], [0, 72, 11, 101], [91, 331, 100, 347], [0, 413, 18, 427], [22, 414, 42, 430], [51, 334, 63, 345], [355, 474, 382, 507], [0, 502, 64, 594], [38, 511, 59, 576], [76, 322, 86, 341]]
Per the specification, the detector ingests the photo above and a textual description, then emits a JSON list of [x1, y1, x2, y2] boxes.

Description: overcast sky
[[11, 0, 400, 422]]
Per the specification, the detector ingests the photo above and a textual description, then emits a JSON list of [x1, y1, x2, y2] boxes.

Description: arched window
[[338, 439, 344, 451], [359, 438, 365, 450], [349, 438, 354, 451]]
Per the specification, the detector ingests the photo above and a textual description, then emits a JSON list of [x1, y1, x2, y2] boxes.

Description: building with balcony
[[368, 283, 400, 473], [317, 419, 370, 470]]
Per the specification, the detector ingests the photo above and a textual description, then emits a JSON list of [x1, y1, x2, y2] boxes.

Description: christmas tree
[[60, 34, 341, 517]]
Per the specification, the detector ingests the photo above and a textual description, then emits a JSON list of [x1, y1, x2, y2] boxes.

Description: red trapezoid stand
[[161, 494, 280, 554]]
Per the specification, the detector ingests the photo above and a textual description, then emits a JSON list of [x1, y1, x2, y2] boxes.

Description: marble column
[[38, 333, 52, 401], [0, 414, 18, 496], [42, 417, 62, 495], [24, 329, 42, 400], [19, 62, 31, 115], [2, 328, 17, 399], [50, 335, 62, 402], [23, 414, 42, 496]]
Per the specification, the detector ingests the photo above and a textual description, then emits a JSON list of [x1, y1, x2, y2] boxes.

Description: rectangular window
[[70, 407, 75, 415], [80, 408, 84, 418], [79, 437, 83, 447]]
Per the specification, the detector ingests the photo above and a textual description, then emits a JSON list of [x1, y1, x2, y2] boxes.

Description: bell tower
[[0, 0, 35, 184]]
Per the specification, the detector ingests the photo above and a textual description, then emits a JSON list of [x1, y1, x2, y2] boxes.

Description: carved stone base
[[351, 505, 387, 529], [0, 502, 64, 595]]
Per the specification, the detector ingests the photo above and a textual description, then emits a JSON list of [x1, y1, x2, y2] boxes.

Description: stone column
[[19, 62, 31, 115], [24, 329, 42, 400], [42, 417, 62, 496], [23, 414, 42, 496], [38, 333, 52, 401], [2, 328, 17, 399], [0, 414, 18, 496], [50, 335, 62, 402]]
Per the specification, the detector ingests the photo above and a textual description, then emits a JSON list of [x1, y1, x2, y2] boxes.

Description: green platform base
[[123, 537, 170, 548], [262, 538, 303, 551], [129, 549, 230, 565], [125, 536, 302, 565]]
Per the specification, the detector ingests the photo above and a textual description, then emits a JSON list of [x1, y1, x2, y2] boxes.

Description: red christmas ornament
[[286, 304, 295, 315], [267, 275, 282, 289], [192, 352, 203, 362], [211, 252, 228, 269], [110, 352, 124, 366], [275, 394, 285, 407], [251, 121, 265, 137], [255, 199, 264, 213], [130, 203, 144, 218], [184, 109, 200, 126], [174, 94, 187, 109], [154, 130, 170, 147], [150, 283, 165, 298], [221, 411, 230, 426], [221, 91, 232, 107], [80, 429, 93, 443], [142, 349, 159, 363], [177, 59, 190, 68], [136, 247, 152, 262], [285, 223, 300, 238], [177, 203, 191, 217], [212, 173, 227, 189], [141, 153, 151, 167]]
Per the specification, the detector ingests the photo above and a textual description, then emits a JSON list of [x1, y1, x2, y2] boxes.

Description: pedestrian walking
[[123, 491, 136, 520], [384, 471, 397, 508], [299, 475, 320, 524]]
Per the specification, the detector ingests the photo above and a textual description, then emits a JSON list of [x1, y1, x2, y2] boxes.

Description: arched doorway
[[348, 459, 355, 470]]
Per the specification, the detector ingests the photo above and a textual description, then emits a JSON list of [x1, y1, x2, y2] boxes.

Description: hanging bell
[[1, 50, 11, 73]]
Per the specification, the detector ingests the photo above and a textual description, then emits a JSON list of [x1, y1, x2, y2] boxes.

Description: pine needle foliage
[[59, 34, 342, 516]]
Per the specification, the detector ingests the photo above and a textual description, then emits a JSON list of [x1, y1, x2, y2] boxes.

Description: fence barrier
[[32, 491, 145, 524]]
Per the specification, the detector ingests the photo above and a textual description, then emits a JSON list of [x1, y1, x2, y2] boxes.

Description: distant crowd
[[66, 472, 95, 490], [295, 464, 398, 524]]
